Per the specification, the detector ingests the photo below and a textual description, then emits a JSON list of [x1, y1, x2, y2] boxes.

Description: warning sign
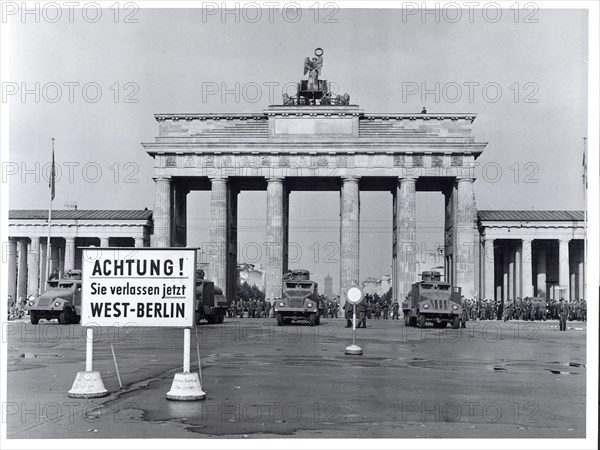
[[81, 248, 197, 327]]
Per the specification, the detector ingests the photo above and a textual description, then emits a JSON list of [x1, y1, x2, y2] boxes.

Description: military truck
[[274, 269, 323, 326], [402, 271, 463, 329], [25, 270, 82, 325], [194, 270, 229, 324]]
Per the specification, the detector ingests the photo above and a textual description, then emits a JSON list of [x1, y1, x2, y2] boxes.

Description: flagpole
[[45, 138, 54, 286]]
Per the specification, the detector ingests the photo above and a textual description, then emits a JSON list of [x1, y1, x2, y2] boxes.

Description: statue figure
[[334, 93, 350, 105], [282, 93, 294, 106], [304, 48, 324, 91]]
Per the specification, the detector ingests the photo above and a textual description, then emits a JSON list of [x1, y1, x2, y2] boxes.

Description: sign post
[[345, 286, 363, 356], [71, 247, 204, 400], [68, 327, 108, 398], [166, 327, 206, 401]]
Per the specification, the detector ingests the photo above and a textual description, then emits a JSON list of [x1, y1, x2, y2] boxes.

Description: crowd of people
[[228, 299, 273, 318], [461, 297, 587, 322]]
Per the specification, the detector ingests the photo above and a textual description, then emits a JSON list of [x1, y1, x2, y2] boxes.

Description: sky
[[4, 5, 590, 293]]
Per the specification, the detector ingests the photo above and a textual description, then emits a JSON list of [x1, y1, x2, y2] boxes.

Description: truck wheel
[[418, 314, 426, 328], [440, 321, 448, 328], [30, 312, 40, 325], [59, 309, 72, 325], [409, 316, 417, 327], [315, 314, 321, 325], [404, 313, 409, 326], [452, 316, 460, 329], [207, 315, 217, 324], [74, 315, 81, 324], [276, 313, 283, 327], [217, 312, 225, 324], [309, 313, 316, 327]]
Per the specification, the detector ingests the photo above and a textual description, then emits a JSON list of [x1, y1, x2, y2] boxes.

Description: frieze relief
[[159, 153, 475, 175]]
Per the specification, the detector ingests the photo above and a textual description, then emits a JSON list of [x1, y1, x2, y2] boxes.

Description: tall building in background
[[324, 274, 333, 299]]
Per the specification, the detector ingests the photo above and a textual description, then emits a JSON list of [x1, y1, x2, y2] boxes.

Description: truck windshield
[[285, 290, 310, 297]]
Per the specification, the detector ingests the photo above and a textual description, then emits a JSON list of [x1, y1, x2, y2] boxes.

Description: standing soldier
[[558, 298, 569, 331], [382, 301, 389, 320], [366, 297, 373, 320], [374, 301, 381, 319], [344, 301, 353, 328], [357, 297, 367, 328], [392, 300, 400, 320]]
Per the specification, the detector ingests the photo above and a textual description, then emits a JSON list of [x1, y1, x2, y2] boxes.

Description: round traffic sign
[[347, 287, 363, 305]]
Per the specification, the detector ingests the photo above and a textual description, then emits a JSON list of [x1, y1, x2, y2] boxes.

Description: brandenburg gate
[[143, 50, 487, 304]]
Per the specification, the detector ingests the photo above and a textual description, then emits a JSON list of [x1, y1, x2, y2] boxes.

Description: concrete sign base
[[68, 371, 109, 398], [166, 372, 206, 401]]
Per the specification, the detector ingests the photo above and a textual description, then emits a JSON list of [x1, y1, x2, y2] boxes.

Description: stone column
[[265, 177, 285, 301], [514, 241, 521, 301], [39, 240, 47, 291], [100, 237, 110, 247], [536, 244, 546, 298], [455, 177, 476, 297], [58, 243, 64, 277], [521, 239, 534, 298], [135, 237, 145, 248], [7, 239, 17, 301], [27, 238, 40, 296], [483, 239, 495, 299], [558, 239, 570, 298], [569, 243, 576, 300], [209, 177, 228, 292], [502, 249, 509, 302], [340, 176, 360, 306], [578, 244, 584, 300], [152, 177, 172, 247], [508, 243, 515, 301], [396, 177, 417, 299], [391, 191, 398, 300], [64, 238, 76, 271], [17, 240, 28, 300]]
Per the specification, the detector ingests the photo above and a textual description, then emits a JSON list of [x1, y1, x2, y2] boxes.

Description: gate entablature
[[144, 48, 488, 307]]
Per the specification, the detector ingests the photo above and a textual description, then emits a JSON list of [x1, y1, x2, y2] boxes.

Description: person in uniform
[[382, 301, 389, 320], [344, 301, 353, 328], [558, 298, 569, 331], [357, 297, 367, 328], [392, 301, 400, 320], [48, 269, 59, 281]]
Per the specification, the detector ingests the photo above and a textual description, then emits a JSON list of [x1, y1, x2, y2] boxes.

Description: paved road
[[5, 317, 586, 438]]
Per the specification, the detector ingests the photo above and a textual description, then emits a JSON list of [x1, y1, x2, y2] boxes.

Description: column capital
[[456, 176, 475, 183], [153, 176, 172, 182], [399, 176, 417, 183], [209, 175, 228, 182], [266, 176, 284, 183], [558, 238, 571, 244], [341, 175, 360, 183]]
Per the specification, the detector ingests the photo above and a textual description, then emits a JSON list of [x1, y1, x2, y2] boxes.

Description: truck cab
[[402, 271, 463, 329], [25, 270, 82, 325], [194, 270, 229, 324], [274, 269, 322, 326]]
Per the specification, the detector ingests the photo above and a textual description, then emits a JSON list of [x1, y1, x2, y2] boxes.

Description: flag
[[49, 139, 55, 200]]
